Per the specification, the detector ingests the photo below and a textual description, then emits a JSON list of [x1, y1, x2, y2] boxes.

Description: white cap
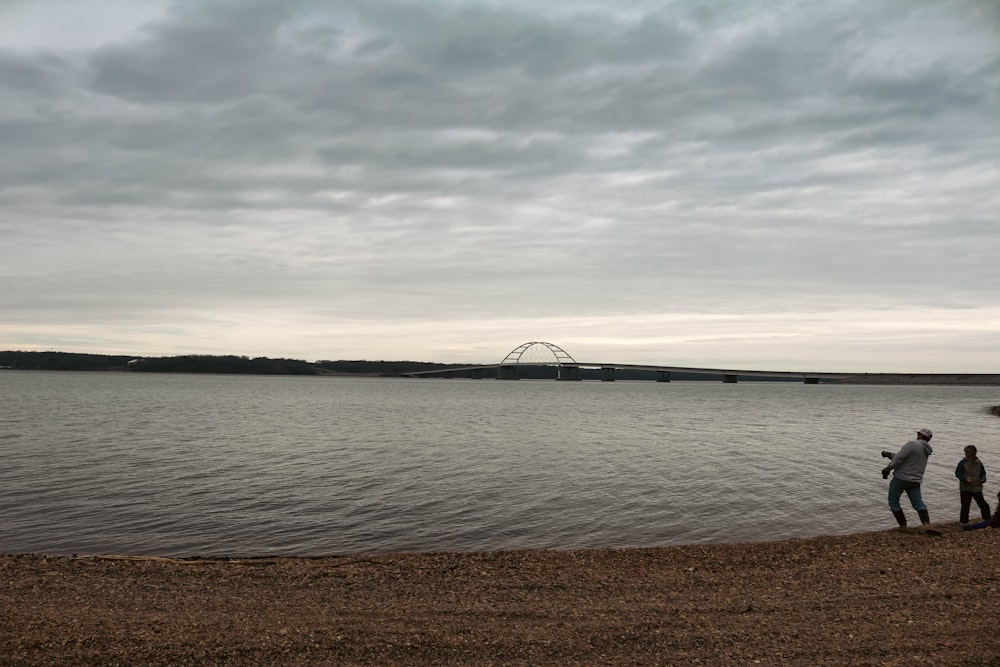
[[918, 428, 933, 439]]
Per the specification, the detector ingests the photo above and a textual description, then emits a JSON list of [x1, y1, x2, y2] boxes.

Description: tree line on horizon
[[0, 350, 796, 381], [0, 350, 712, 380], [0, 351, 463, 376], [30, 351, 983, 383]]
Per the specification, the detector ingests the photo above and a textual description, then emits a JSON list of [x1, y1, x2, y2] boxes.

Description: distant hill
[[129, 355, 318, 375], [0, 351, 739, 379], [0, 351, 135, 371], [0, 351, 460, 377]]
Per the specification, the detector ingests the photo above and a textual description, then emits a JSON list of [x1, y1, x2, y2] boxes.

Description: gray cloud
[[1, 0, 998, 369]]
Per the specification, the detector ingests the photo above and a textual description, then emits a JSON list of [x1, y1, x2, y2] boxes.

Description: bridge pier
[[723, 374, 738, 383], [557, 365, 581, 381], [656, 370, 671, 383], [497, 365, 519, 380], [601, 367, 615, 382]]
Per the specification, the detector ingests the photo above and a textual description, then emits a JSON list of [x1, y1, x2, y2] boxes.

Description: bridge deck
[[403, 362, 848, 379]]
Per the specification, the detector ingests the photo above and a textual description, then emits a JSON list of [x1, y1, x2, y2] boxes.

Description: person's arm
[[884, 445, 905, 477], [956, 460, 965, 479], [886, 444, 911, 471], [980, 463, 987, 484]]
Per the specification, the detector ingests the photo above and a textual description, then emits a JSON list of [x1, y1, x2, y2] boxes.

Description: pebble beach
[[3, 524, 1000, 666]]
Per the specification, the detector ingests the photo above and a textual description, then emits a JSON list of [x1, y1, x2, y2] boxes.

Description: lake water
[[1, 371, 997, 557]]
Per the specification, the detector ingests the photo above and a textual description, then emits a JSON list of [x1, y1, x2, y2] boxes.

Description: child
[[962, 491, 1000, 531], [955, 445, 990, 524]]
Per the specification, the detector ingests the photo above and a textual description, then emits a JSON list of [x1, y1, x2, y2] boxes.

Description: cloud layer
[[2, 0, 999, 371]]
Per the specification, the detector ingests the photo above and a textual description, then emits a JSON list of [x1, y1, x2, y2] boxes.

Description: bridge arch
[[499, 341, 577, 366], [497, 342, 579, 380]]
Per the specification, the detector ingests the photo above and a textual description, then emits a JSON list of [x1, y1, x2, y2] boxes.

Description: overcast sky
[[2, 0, 998, 372]]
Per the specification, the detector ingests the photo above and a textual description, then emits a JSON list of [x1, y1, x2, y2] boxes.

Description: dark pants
[[960, 490, 991, 523], [888, 478, 926, 512]]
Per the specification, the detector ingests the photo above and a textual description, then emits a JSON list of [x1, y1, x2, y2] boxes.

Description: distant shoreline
[[4, 366, 1000, 386], [839, 373, 1000, 386], [3, 351, 1000, 384]]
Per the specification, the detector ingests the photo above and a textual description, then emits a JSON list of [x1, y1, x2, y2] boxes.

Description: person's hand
[[882, 467, 892, 479], [966, 477, 973, 483]]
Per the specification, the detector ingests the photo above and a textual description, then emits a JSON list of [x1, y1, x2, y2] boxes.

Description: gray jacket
[[886, 439, 933, 483]]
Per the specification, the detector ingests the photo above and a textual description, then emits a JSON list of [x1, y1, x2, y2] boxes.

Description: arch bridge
[[403, 341, 848, 384]]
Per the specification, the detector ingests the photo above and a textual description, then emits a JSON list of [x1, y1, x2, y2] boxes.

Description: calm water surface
[[1, 371, 997, 557]]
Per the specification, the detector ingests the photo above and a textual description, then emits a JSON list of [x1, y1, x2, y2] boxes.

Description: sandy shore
[[3, 525, 1000, 666]]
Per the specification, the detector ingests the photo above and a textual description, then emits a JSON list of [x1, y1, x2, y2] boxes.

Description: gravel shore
[[3, 525, 999, 666]]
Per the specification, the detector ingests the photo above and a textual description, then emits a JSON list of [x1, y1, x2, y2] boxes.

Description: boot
[[892, 510, 907, 528], [917, 509, 942, 536]]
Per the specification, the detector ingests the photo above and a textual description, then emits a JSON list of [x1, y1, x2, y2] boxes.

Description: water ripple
[[1, 372, 997, 556]]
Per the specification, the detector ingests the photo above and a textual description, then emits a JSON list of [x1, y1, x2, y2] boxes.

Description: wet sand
[[3, 525, 999, 666]]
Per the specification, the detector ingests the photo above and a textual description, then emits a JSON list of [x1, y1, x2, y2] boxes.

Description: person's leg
[[960, 490, 973, 523], [888, 478, 907, 527], [972, 491, 991, 521], [904, 482, 927, 512], [903, 482, 936, 529]]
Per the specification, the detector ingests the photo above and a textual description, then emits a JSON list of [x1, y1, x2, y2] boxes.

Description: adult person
[[881, 428, 935, 530], [955, 445, 990, 524]]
